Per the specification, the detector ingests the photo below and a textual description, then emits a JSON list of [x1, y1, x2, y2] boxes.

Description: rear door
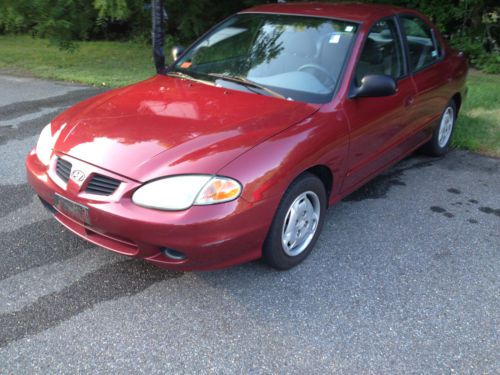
[[399, 14, 450, 138], [341, 17, 416, 192]]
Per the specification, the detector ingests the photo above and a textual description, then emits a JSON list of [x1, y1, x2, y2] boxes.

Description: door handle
[[404, 96, 414, 107]]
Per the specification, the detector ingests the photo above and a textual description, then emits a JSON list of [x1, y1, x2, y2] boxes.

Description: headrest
[[361, 37, 384, 65]]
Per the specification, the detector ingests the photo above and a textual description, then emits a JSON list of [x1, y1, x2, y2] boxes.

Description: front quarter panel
[[218, 109, 349, 204]]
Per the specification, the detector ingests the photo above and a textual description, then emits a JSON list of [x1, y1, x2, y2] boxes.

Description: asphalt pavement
[[0, 73, 499, 374]]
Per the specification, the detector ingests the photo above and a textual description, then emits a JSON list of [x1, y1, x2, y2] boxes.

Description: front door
[[341, 17, 416, 192]]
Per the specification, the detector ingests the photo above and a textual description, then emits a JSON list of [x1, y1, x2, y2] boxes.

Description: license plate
[[54, 194, 90, 224]]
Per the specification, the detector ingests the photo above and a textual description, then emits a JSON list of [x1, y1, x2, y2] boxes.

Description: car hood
[[53, 75, 318, 182]]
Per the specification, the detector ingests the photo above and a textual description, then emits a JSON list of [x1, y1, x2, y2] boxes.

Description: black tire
[[421, 99, 457, 156], [262, 173, 327, 270]]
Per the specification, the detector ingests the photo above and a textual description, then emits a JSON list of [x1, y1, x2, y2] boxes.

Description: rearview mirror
[[171, 46, 185, 62], [350, 75, 397, 98]]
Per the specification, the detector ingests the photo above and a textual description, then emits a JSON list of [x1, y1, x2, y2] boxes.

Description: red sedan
[[26, 2, 468, 271]]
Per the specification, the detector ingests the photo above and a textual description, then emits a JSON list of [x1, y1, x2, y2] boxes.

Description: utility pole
[[152, 0, 166, 73]]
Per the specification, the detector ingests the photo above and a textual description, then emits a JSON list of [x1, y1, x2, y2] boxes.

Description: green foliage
[[94, 0, 130, 21], [451, 35, 500, 73], [0, 0, 498, 72], [0, 0, 97, 49], [453, 70, 500, 156]]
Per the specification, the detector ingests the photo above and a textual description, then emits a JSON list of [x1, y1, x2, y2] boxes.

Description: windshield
[[171, 13, 358, 103]]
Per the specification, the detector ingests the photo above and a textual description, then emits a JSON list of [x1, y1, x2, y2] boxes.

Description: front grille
[[55, 158, 72, 182], [86, 174, 121, 196]]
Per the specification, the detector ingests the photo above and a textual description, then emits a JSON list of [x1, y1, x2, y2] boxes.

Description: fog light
[[161, 248, 186, 261]]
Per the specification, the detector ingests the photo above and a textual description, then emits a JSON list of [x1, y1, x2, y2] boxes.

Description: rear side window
[[401, 15, 440, 72], [355, 18, 404, 86]]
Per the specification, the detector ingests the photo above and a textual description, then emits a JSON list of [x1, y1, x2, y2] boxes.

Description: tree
[[0, 0, 498, 72]]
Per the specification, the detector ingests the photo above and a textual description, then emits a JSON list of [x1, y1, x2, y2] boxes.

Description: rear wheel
[[262, 173, 326, 270], [421, 100, 457, 156]]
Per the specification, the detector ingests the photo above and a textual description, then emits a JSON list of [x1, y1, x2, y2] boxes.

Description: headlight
[[132, 175, 242, 211], [35, 123, 54, 166]]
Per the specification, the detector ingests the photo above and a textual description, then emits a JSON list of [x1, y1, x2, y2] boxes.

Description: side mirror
[[350, 75, 397, 99], [171, 46, 185, 62]]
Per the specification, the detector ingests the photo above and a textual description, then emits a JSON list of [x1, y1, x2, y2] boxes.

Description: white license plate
[[54, 194, 90, 224]]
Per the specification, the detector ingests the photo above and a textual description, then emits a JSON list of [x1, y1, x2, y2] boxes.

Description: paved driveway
[[0, 74, 498, 374]]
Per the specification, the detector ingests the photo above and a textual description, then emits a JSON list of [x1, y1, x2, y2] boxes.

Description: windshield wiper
[[207, 73, 286, 100], [166, 70, 214, 86]]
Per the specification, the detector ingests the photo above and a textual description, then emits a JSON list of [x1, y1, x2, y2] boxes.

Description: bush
[[0, 0, 498, 73], [451, 35, 500, 73]]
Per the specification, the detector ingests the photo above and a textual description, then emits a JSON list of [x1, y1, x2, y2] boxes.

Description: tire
[[421, 100, 457, 156], [262, 173, 327, 270]]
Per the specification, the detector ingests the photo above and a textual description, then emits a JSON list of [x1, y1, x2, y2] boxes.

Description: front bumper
[[26, 151, 278, 271]]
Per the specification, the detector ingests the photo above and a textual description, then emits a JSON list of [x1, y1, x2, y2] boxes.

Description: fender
[[218, 108, 350, 205]]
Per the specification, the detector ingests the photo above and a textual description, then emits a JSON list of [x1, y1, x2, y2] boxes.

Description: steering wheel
[[298, 64, 336, 88]]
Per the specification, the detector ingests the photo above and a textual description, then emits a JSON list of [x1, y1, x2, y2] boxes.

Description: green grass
[[453, 70, 500, 157], [0, 35, 154, 87], [0, 35, 498, 156]]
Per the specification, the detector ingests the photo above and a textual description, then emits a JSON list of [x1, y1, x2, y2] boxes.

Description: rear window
[[401, 15, 441, 72]]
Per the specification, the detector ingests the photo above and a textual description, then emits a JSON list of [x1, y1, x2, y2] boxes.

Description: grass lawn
[[453, 71, 500, 157], [0, 35, 498, 156], [0, 35, 154, 87]]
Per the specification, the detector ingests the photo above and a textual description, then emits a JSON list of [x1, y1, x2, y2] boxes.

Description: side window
[[355, 18, 404, 86], [401, 16, 440, 71]]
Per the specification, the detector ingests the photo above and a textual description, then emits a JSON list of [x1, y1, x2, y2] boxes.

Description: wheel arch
[[302, 165, 334, 203], [217, 112, 349, 204]]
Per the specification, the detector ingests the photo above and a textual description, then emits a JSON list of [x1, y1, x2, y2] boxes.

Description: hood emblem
[[71, 170, 86, 182]]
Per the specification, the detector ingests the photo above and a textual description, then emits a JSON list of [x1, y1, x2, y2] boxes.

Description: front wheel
[[421, 100, 457, 156], [262, 173, 327, 270]]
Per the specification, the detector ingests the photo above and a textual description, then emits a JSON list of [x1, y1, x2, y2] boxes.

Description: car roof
[[240, 2, 411, 23]]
